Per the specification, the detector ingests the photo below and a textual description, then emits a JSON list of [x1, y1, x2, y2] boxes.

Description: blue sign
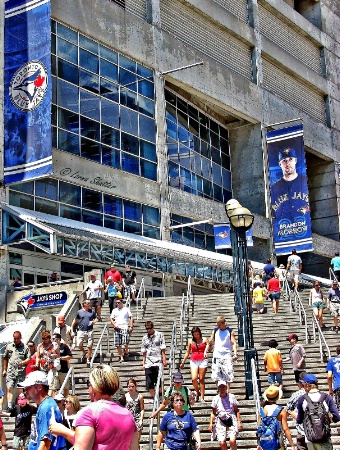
[[267, 124, 313, 255], [17, 291, 67, 316], [214, 224, 253, 249], [4, 0, 52, 184]]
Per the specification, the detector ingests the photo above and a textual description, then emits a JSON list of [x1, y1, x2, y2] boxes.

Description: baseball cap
[[287, 333, 298, 341], [54, 393, 65, 401], [107, 276, 113, 280], [279, 264, 285, 269], [90, 273, 96, 277], [17, 371, 49, 388], [173, 372, 184, 383], [332, 280, 339, 285], [217, 380, 227, 387], [278, 147, 297, 161], [110, 264, 115, 268], [301, 374, 318, 384], [263, 385, 283, 401]]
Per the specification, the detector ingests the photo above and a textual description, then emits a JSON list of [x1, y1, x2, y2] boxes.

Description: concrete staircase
[[3, 289, 340, 449]]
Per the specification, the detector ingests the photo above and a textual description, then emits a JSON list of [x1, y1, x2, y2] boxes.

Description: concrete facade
[[1, 0, 339, 292]]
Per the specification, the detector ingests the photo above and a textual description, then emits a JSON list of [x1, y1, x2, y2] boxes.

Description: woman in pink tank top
[[180, 327, 209, 402]]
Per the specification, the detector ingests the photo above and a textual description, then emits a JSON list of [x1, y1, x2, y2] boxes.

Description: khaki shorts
[[13, 435, 30, 448], [57, 371, 70, 390], [77, 330, 93, 348]]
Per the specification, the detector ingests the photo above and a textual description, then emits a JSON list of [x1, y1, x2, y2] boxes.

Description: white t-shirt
[[213, 328, 232, 358], [110, 306, 132, 328], [211, 393, 238, 418], [84, 280, 103, 299], [288, 254, 302, 271]]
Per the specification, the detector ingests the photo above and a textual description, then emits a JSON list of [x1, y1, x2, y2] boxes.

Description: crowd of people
[[3, 256, 340, 450]]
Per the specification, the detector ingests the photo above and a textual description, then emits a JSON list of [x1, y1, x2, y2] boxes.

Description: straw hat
[[263, 385, 283, 402]]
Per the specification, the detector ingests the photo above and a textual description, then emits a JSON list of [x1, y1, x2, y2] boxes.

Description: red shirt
[[104, 269, 122, 283], [267, 277, 281, 292], [26, 355, 37, 375]]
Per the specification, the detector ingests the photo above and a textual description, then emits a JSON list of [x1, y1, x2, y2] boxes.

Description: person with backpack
[[208, 379, 243, 450], [297, 373, 340, 450], [257, 385, 295, 450], [204, 316, 237, 393], [285, 371, 308, 450], [150, 372, 195, 419]]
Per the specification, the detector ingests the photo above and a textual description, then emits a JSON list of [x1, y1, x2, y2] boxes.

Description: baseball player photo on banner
[[4, 0, 52, 185], [267, 123, 313, 255]]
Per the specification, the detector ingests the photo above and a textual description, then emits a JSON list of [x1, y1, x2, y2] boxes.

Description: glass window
[[124, 200, 142, 221], [57, 23, 77, 44], [104, 216, 123, 231], [24, 273, 35, 286], [101, 125, 120, 148], [35, 179, 58, 200], [58, 59, 78, 85], [9, 252, 22, 265], [80, 90, 100, 121], [138, 79, 154, 99], [100, 45, 118, 64], [104, 195, 122, 217], [58, 107, 79, 134], [120, 68, 137, 87], [60, 182, 81, 205], [102, 146, 120, 169], [57, 37, 78, 64], [79, 35, 98, 54], [79, 49, 99, 73], [101, 60, 118, 83], [35, 198, 58, 215], [60, 204, 81, 220], [58, 129, 79, 155], [101, 99, 119, 128], [122, 152, 139, 175], [124, 220, 142, 234], [138, 96, 154, 118], [80, 116, 100, 141], [222, 169, 231, 190], [57, 79, 79, 113], [100, 78, 119, 103], [79, 69, 99, 94], [121, 106, 138, 136], [140, 141, 156, 161], [140, 160, 157, 181], [121, 132, 138, 155], [137, 64, 153, 79], [120, 88, 138, 111], [82, 189, 102, 211], [9, 181, 34, 195], [143, 226, 160, 239], [143, 205, 159, 226], [82, 210, 103, 226], [80, 138, 101, 163], [119, 55, 136, 72], [212, 162, 222, 185], [139, 115, 156, 143]]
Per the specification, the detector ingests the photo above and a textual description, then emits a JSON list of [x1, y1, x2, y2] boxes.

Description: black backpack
[[302, 393, 331, 443]]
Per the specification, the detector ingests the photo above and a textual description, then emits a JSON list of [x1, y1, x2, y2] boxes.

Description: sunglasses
[[86, 380, 92, 387], [42, 337, 50, 341], [174, 399, 184, 403], [145, 327, 153, 330], [28, 345, 35, 348]]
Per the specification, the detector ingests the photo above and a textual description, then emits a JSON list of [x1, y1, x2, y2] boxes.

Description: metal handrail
[[179, 293, 186, 356], [281, 276, 293, 312], [149, 363, 164, 450], [135, 277, 145, 320], [292, 290, 309, 343], [168, 321, 177, 382], [251, 358, 261, 418], [329, 268, 338, 283], [90, 323, 110, 368], [311, 313, 331, 362], [58, 366, 75, 395]]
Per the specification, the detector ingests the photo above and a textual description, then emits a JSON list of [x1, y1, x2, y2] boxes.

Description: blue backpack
[[256, 405, 282, 450]]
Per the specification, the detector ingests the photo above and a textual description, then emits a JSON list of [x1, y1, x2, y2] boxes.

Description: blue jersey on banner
[[267, 124, 313, 255], [4, 0, 52, 184]]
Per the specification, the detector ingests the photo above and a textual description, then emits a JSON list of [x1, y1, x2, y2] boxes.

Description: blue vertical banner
[[267, 124, 313, 255], [214, 223, 253, 249], [4, 0, 52, 185]]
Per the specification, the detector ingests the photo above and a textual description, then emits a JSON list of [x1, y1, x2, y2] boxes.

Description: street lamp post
[[225, 199, 260, 399]]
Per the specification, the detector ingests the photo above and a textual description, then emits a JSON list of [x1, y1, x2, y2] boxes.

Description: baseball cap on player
[[17, 371, 49, 388], [278, 147, 297, 161]]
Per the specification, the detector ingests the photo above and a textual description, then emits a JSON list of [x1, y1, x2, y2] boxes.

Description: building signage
[[214, 224, 253, 249], [17, 291, 67, 316], [4, 0, 52, 185], [267, 124, 313, 255]]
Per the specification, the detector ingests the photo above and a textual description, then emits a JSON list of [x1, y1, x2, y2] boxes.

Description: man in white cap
[[17, 372, 66, 450], [77, 273, 104, 321]]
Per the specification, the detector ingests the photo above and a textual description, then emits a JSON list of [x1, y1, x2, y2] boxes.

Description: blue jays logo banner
[[267, 124, 313, 255], [4, 0, 52, 185], [214, 224, 253, 249]]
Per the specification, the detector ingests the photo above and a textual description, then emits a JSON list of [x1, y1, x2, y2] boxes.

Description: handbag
[[218, 414, 233, 427]]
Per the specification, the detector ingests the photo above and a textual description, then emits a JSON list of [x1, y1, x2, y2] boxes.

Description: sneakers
[[332, 326, 339, 333], [80, 353, 86, 363], [87, 360, 91, 368]]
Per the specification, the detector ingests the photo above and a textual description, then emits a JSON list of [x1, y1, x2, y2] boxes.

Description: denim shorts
[[268, 372, 282, 384]]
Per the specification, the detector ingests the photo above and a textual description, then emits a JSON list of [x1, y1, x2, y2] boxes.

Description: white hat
[[54, 393, 65, 401], [17, 371, 48, 388], [217, 380, 227, 387]]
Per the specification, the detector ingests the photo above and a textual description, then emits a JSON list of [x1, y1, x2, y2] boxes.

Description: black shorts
[[90, 298, 102, 308], [145, 366, 160, 390], [294, 369, 304, 383]]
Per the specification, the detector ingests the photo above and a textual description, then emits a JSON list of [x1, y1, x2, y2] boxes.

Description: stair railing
[[185, 276, 192, 349], [329, 268, 338, 283], [58, 366, 75, 395], [281, 276, 293, 312], [135, 277, 145, 320], [169, 321, 177, 381], [90, 323, 110, 368], [179, 292, 186, 359], [149, 363, 164, 450], [311, 313, 331, 362], [251, 358, 261, 418], [292, 290, 309, 343]]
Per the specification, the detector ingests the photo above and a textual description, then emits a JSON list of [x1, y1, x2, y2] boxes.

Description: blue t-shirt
[[263, 264, 275, 276], [160, 411, 198, 450], [332, 257, 340, 272], [28, 397, 66, 450], [75, 308, 97, 331], [327, 356, 340, 391], [107, 284, 118, 298]]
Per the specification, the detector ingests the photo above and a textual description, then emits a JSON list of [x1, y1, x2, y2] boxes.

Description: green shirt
[[164, 385, 190, 411]]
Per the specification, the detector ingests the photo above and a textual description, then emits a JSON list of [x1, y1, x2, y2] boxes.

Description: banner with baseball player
[[4, 0, 52, 185], [267, 123, 313, 255], [214, 223, 253, 249]]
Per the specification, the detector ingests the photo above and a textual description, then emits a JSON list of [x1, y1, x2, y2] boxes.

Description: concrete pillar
[[162, 273, 174, 297]]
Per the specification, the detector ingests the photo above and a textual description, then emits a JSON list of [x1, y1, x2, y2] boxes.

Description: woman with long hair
[[309, 280, 325, 328], [180, 326, 209, 402], [125, 378, 144, 445]]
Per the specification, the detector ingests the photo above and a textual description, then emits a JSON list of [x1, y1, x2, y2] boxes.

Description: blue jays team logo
[[216, 230, 229, 241], [9, 60, 48, 112]]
